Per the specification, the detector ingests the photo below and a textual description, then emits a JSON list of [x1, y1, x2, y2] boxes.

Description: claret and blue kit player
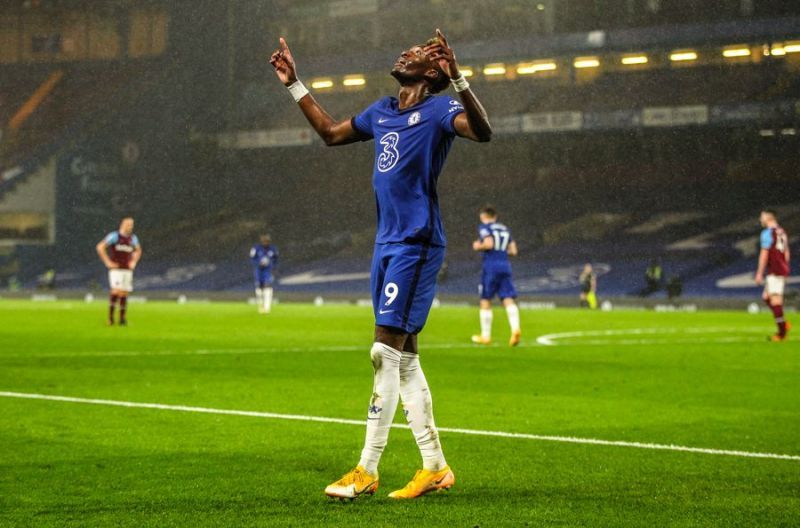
[[755, 210, 791, 341], [250, 234, 278, 314], [95, 217, 142, 326], [270, 28, 491, 499], [470, 206, 522, 346]]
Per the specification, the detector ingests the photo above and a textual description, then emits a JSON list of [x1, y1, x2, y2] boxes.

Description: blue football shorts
[[371, 242, 445, 334]]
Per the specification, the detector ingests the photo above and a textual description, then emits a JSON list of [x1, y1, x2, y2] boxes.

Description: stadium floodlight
[[482, 64, 507, 76], [770, 45, 787, 56], [723, 47, 751, 58], [784, 42, 800, 53], [311, 79, 334, 90], [669, 51, 698, 62], [621, 55, 648, 65], [516, 61, 557, 75], [573, 57, 600, 69], [460, 67, 474, 77], [342, 76, 366, 87]]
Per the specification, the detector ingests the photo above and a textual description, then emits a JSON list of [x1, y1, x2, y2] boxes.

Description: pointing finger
[[436, 28, 449, 47], [279, 37, 289, 51]]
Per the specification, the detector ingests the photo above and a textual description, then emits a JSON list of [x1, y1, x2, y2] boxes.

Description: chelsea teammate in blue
[[270, 29, 491, 499], [471, 206, 521, 346], [249, 234, 278, 314]]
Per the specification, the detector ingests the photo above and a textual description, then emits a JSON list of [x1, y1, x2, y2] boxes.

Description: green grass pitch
[[0, 299, 798, 527]]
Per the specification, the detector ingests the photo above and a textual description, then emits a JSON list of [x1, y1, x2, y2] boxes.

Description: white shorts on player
[[764, 275, 785, 297], [109, 269, 134, 293]]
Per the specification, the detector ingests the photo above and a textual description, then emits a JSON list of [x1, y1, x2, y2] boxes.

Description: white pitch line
[[536, 327, 768, 346], [0, 391, 798, 462]]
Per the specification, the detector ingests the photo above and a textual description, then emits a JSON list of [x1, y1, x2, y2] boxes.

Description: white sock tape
[[287, 80, 309, 102], [451, 74, 470, 92]]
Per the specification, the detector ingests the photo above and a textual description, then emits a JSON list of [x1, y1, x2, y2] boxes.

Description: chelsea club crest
[[408, 111, 421, 126]]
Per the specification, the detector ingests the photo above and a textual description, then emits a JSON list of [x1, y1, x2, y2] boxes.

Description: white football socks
[[400, 350, 447, 471], [255, 288, 263, 310], [506, 303, 520, 333], [358, 342, 402, 475], [479, 308, 493, 339], [263, 287, 273, 313]]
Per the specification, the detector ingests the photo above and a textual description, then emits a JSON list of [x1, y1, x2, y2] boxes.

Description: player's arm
[[95, 238, 117, 269], [507, 240, 518, 257], [755, 229, 771, 284], [755, 249, 768, 284], [130, 245, 142, 270], [269, 38, 365, 146], [424, 29, 492, 143], [472, 232, 494, 251]]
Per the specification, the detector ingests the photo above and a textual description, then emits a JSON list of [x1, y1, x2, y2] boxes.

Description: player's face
[[479, 213, 495, 224], [391, 45, 435, 83], [120, 218, 134, 235]]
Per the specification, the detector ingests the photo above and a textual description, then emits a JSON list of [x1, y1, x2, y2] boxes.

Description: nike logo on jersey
[[379, 308, 394, 314], [378, 118, 389, 123]]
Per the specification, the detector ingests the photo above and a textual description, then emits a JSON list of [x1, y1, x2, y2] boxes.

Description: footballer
[[270, 29, 491, 499], [95, 217, 141, 326], [470, 206, 522, 346], [755, 210, 791, 341], [250, 234, 279, 314]]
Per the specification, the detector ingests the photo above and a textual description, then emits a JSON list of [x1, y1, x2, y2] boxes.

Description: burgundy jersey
[[104, 231, 140, 270], [761, 226, 790, 276]]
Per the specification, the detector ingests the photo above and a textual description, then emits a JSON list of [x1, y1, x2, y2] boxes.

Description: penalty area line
[[0, 391, 798, 462]]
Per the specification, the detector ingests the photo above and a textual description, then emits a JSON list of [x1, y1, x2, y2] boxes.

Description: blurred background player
[[579, 263, 598, 309], [250, 234, 278, 314], [270, 29, 491, 499], [471, 206, 521, 346], [755, 210, 791, 341], [95, 217, 141, 326]]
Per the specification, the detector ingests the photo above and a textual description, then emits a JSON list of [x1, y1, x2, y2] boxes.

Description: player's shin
[[399, 350, 447, 471], [479, 309, 493, 339], [119, 295, 128, 323], [358, 343, 402, 474], [108, 294, 118, 322], [505, 303, 520, 333], [264, 287, 273, 313]]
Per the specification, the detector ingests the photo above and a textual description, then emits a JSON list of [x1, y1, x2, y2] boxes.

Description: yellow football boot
[[471, 335, 491, 345], [324, 465, 378, 500], [509, 329, 521, 347], [388, 466, 455, 499]]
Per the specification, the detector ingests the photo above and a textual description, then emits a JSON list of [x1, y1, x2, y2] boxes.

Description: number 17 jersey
[[479, 222, 513, 275], [352, 95, 465, 247]]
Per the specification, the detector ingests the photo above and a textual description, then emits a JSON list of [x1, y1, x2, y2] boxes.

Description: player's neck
[[396, 84, 429, 110]]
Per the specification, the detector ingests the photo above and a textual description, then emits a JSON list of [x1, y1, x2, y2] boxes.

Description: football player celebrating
[[270, 29, 491, 499], [96, 217, 141, 326], [470, 206, 521, 346], [250, 234, 279, 314], [755, 210, 791, 341]]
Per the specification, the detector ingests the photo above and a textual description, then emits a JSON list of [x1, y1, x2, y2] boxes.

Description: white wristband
[[287, 80, 309, 102], [451, 74, 470, 92]]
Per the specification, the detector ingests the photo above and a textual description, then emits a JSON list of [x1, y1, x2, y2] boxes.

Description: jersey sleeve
[[478, 224, 491, 240], [131, 234, 140, 248], [352, 98, 384, 139], [439, 97, 464, 135], [760, 228, 773, 250], [103, 232, 118, 245]]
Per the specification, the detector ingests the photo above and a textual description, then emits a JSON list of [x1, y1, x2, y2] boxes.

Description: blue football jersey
[[353, 95, 464, 246], [478, 222, 513, 273], [250, 244, 278, 272]]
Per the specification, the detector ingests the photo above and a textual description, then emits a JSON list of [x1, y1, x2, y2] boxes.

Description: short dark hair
[[480, 205, 497, 217]]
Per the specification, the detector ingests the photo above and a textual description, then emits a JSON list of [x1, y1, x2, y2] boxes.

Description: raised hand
[[423, 28, 460, 80], [269, 37, 298, 86]]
